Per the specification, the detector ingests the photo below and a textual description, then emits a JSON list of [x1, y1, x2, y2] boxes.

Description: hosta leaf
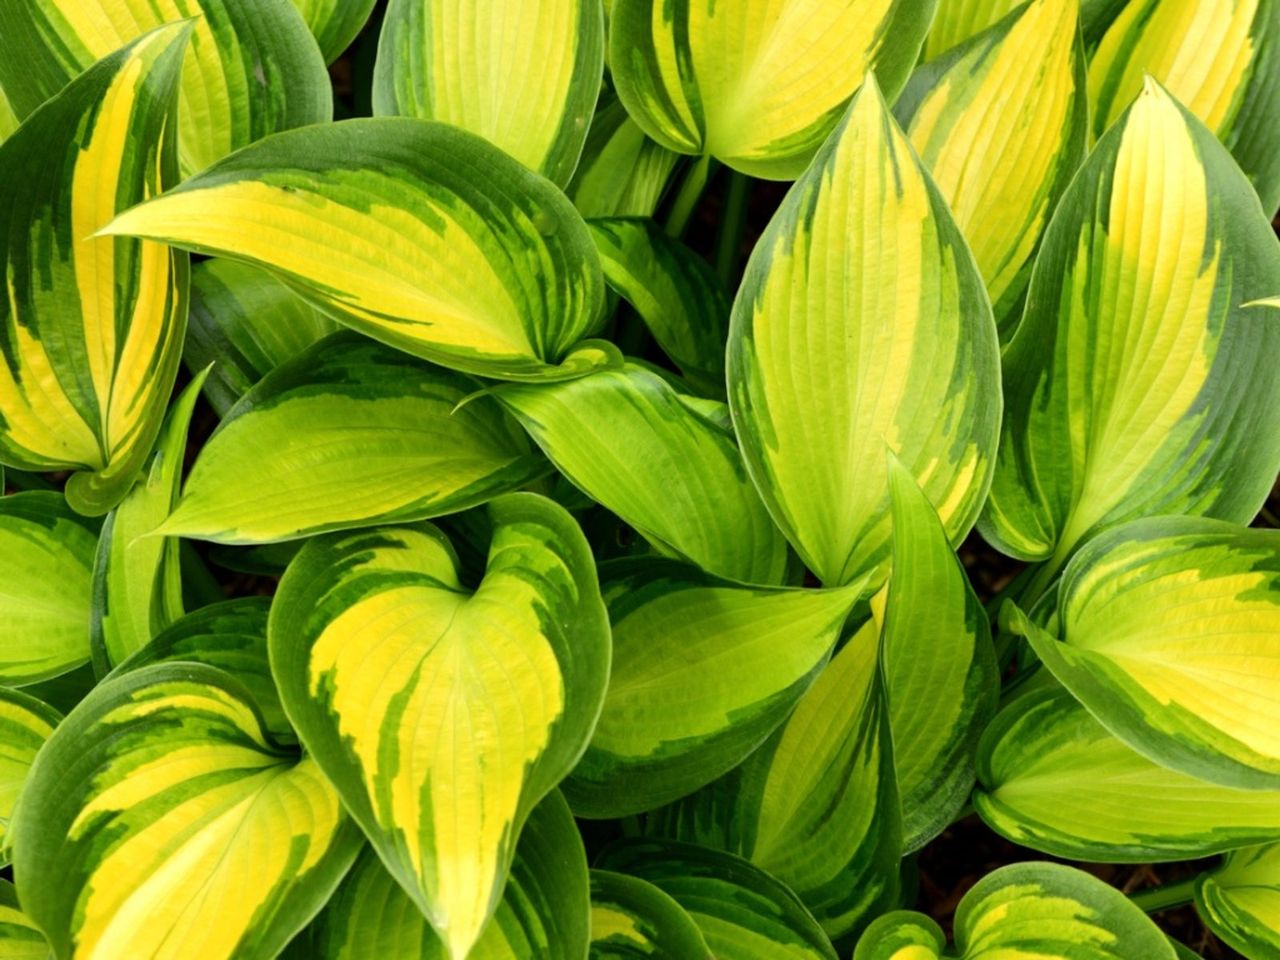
[[90, 371, 205, 673], [1195, 843, 1280, 959], [374, 0, 603, 187], [0, 89, 16, 144], [186, 259, 337, 417], [975, 688, 1280, 861], [290, 0, 379, 63], [926, 0, 1125, 58], [291, 791, 589, 960], [11, 663, 364, 960], [897, 0, 1088, 336], [105, 119, 610, 382], [596, 840, 837, 960], [590, 870, 711, 959], [981, 81, 1280, 568], [269, 494, 610, 959], [568, 97, 680, 219], [156, 333, 547, 544], [0, 0, 331, 176], [0, 689, 60, 866], [1010, 518, 1280, 789], [0, 493, 98, 686], [728, 79, 1001, 588], [0, 27, 190, 516], [564, 559, 864, 817], [1090, 0, 1280, 212], [853, 862, 1176, 959], [650, 618, 900, 942], [883, 462, 998, 852], [609, 0, 935, 178], [588, 218, 729, 396], [0, 881, 47, 960], [498, 364, 789, 583]]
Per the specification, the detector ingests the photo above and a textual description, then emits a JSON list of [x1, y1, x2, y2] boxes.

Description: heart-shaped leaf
[[590, 870, 710, 959], [1195, 843, 1280, 959], [0, 689, 60, 866]]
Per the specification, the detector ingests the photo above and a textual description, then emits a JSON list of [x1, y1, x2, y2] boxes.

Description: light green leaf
[[269, 494, 610, 960], [0, 881, 48, 960], [0, 689, 60, 867], [156, 332, 547, 544], [590, 870, 710, 959], [568, 96, 680, 219], [564, 559, 864, 817], [290, 0, 378, 62], [728, 78, 1001, 588], [0, 89, 16, 145], [925, 0, 1125, 58], [1195, 843, 1280, 960]]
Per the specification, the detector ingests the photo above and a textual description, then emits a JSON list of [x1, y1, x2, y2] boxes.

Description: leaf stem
[[1129, 877, 1199, 913], [714, 170, 751, 286], [664, 153, 716, 238]]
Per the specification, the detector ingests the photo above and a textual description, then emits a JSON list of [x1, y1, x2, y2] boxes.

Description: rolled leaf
[[0, 689, 60, 866], [0, 0, 332, 176], [156, 333, 547, 544], [291, 0, 379, 63], [0, 881, 47, 960], [853, 862, 1176, 959], [269, 494, 610, 959], [897, 0, 1088, 336], [0, 492, 98, 686], [728, 78, 1001, 588], [568, 97, 679, 218], [590, 870, 710, 959], [608, 0, 935, 178], [374, 0, 604, 186], [104, 119, 610, 381], [11, 663, 364, 960], [1089, 0, 1280, 212], [498, 364, 789, 583], [564, 559, 864, 817], [981, 80, 1280, 567], [976, 688, 1280, 861], [1195, 843, 1280, 960], [0, 26, 190, 515]]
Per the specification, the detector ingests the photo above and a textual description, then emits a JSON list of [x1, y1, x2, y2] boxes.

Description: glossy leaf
[[269, 494, 610, 959], [564, 559, 863, 817], [0, 27, 190, 515], [609, 0, 935, 178], [498, 364, 789, 583], [728, 79, 1001, 588], [568, 97, 680, 219], [105, 119, 610, 382], [0, 689, 60, 866], [156, 333, 547, 544], [0, 881, 47, 960], [589, 870, 710, 959], [981, 80, 1280, 567], [1195, 843, 1280, 960], [291, 0, 379, 62]]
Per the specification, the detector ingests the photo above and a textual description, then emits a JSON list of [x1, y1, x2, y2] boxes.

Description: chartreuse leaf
[[0, 493, 98, 686], [597, 840, 837, 960], [0, 27, 190, 516], [1195, 843, 1280, 959], [564, 559, 864, 817], [568, 97, 680, 219], [0, 881, 47, 960], [498, 365, 789, 584], [854, 862, 1176, 959], [0, 89, 16, 144], [1089, 0, 1280, 212], [589, 870, 710, 959], [975, 688, 1280, 861], [269, 494, 610, 960], [290, 791, 589, 960], [588, 218, 729, 396], [374, 0, 603, 187], [728, 79, 1001, 589], [186, 259, 336, 417], [609, 0, 935, 178], [925, 0, 1126, 58], [884, 462, 998, 851], [90, 371, 206, 673], [897, 0, 1087, 336], [156, 333, 546, 545], [0, 0, 331, 176], [290, 0, 378, 62], [105, 120, 612, 382], [1009, 518, 1280, 789], [0, 689, 60, 866], [981, 81, 1280, 569], [11, 663, 364, 960], [649, 618, 900, 942]]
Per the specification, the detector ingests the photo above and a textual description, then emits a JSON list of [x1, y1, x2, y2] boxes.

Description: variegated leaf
[[926, 0, 1126, 58], [290, 0, 379, 63], [590, 870, 711, 959], [728, 78, 1001, 588], [0, 881, 47, 960], [498, 364, 790, 584], [105, 120, 611, 382], [0, 0, 331, 177], [980, 81, 1280, 574], [568, 96, 680, 219], [156, 333, 547, 544], [269, 494, 610, 960], [1090, 0, 1280, 212], [897, 0, 1088, 336], [0, 27, 189, 515], [564, 559, 863, 817], [11, 663, 364, 960], [374, 0, 603, 187], [976, 688, 1280, 861], [1195, 843, 1280, 960], [609, 0, 935, 178], [0, 689, 60, 866]]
